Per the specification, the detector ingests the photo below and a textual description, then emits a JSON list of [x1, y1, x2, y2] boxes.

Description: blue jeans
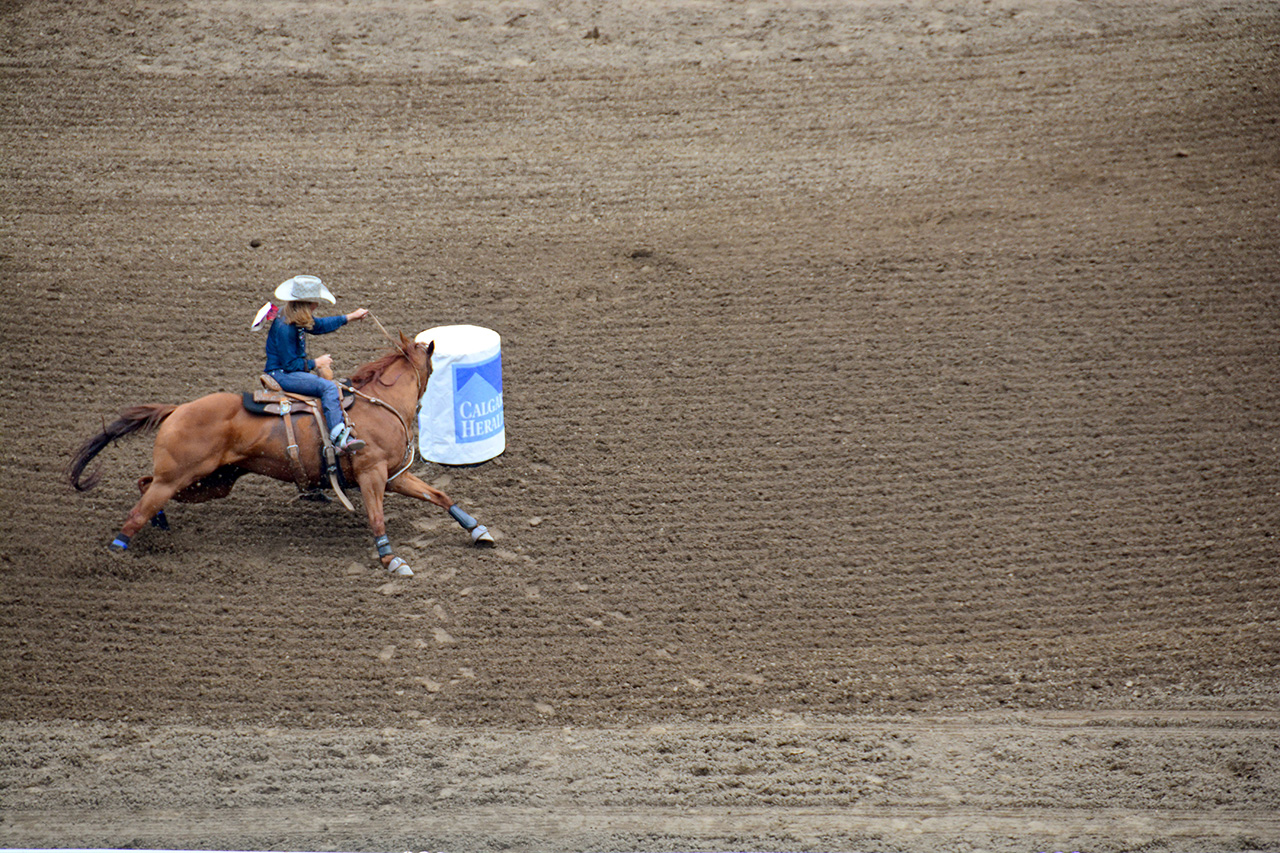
[[268, 370, 343, 435]]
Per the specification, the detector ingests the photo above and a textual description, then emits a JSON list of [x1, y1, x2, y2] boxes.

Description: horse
[[66, 331, 494, 576]]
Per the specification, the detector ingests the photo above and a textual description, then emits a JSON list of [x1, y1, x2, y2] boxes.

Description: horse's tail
[[67, 404, 178, 492]]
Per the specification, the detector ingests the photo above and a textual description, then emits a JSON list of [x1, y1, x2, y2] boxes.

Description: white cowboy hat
[[274, 274, 336, 305]]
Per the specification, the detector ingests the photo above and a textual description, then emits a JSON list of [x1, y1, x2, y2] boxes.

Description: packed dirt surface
[[2, 1, 1278, 851]]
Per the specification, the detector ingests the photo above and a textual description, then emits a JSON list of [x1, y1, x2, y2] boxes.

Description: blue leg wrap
[[375, 535, 392, 558], [449, 504, 477, 530], [109, 534, 131, 553]]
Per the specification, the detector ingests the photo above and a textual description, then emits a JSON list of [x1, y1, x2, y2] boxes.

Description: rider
[[264, 274, 369, 454]]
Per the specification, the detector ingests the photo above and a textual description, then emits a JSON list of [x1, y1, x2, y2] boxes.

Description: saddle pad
[[242, 392, 305, 416]]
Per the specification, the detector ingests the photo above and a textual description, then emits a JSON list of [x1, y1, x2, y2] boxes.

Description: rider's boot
[[330, 423, 365, 455]]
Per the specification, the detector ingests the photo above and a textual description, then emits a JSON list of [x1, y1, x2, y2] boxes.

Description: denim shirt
[[263, 315, 347, 373]]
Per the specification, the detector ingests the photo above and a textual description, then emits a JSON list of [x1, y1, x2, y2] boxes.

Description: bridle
[[352, 312, 432, 481]]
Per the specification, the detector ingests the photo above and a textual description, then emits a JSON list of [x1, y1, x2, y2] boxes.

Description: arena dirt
[[1, 1, 1278, 851]]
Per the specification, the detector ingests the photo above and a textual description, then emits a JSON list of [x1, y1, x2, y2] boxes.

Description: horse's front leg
[[387, 471, 495, 546], [355, 464, 414, 577]]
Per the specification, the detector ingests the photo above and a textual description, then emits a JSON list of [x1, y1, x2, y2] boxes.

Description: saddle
[[244, 373, 357, 414], [241, 374, 358, 510]]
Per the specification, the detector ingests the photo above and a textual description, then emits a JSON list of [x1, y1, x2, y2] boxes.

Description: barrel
[[414, 325, 505, 465]]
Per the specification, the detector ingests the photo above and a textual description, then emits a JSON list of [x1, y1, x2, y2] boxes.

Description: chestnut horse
[[67, 332, 493, 576]]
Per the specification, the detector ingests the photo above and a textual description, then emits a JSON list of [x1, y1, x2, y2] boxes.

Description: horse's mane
[[349, 350, 407, 390]]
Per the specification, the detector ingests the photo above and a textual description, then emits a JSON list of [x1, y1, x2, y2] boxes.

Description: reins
[[367, 310, 399, 348]]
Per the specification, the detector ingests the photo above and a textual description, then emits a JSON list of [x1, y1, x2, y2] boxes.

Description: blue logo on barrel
[[452, 352, 503, 443]]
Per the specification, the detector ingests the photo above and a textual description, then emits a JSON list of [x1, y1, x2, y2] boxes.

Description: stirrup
[[332, 425, 365, 455]]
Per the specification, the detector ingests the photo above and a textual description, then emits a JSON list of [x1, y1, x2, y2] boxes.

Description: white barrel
[[414, 325, 505, 465]]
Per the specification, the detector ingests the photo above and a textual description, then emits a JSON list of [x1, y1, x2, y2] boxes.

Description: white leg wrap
[[386, 556, 413, 577]]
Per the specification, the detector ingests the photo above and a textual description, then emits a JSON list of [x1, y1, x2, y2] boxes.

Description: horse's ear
[[425, 340, 435, 358]]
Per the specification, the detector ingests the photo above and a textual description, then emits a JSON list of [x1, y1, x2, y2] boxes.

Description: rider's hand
[[315, 354, 333, 370], [348, 308, 369, 321]]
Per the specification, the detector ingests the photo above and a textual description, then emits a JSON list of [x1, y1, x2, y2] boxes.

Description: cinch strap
[[375, 535, 392, 557]]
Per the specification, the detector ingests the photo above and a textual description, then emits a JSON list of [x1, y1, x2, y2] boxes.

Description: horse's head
[[400, 332, 434, 399], [351, 333, 434, 400]]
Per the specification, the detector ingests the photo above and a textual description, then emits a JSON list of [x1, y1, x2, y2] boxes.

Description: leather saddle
[[242, 374, 356, 416], [240, 374, 357, 510]]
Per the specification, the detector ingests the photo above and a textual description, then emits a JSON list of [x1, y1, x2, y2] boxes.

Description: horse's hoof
[[470, 525, 495, 547], [386, 557, 414, 577], [108, 536, 130, 554]]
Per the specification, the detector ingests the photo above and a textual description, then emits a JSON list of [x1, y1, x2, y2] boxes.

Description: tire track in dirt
[[4, 806, 1277, 850], [3, 713, 1277, 850]]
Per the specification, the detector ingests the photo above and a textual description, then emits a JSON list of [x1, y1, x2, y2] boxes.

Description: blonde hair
[[282, 301, 317, 330]]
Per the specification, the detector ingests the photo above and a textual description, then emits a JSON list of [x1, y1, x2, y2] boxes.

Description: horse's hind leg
[[110, 460, 223, 553], [111, 479, 181, 552], [136, 477, 169, 530]]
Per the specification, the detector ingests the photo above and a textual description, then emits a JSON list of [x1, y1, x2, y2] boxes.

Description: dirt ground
[[2, 1, 1279, 851]]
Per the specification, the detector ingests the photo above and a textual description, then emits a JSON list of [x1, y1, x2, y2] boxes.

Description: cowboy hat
[[274, 274, 336, 305]]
